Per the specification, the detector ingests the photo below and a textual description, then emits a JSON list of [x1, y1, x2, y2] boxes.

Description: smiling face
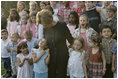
[[30, 3, 36, 11], [38, 38, 47, 48], [18, 3, 24, 11], [102, 28, 112, 39], [73, 40, 82, 51], [21, 15, 27, 24]]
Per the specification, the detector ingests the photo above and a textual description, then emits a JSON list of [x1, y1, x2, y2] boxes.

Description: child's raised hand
[[12, 48, 17, 52], [32, 52, 36, 58], [5, 46, 10, 52]]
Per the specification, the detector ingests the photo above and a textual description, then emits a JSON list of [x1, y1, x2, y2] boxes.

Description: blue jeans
[[35, 72, 48, 78], [2, 57, 11, 69]]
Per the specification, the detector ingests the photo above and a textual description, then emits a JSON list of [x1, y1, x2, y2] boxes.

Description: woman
[[36, 9, 73, 78]]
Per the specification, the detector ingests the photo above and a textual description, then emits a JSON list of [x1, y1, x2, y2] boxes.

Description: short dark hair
[[1, 29, 8, 34], [101, 25, 113, 33]]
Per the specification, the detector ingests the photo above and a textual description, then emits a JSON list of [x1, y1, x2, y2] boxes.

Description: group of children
[[1, 1, 117, 78]]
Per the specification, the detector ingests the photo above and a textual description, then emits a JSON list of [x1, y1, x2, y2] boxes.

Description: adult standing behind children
[[81, 1, 101, 33], [36, 9, 73, 78]]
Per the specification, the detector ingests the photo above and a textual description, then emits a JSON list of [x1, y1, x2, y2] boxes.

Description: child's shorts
[[2, 57, 11, 69], [35, 72, 48, 78]]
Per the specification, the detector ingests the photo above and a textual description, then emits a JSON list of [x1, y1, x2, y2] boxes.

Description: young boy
[[111, 43, 117, 78], [96, 1, 111, 22], [21, 30, 38, 53], [81, 1, 101, 33], [58, 1, 76, 24], [101, 25, 116, 78], [6, 33, 19, 78], [1, 29, 11, 77], [100, 5, 117, 39]]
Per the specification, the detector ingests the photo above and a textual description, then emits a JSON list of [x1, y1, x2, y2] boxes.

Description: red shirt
[[89, 48, 102, 63], [76, 8, 86, 16]]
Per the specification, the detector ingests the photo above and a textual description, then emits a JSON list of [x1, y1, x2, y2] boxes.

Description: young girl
[[29, 1, 38, 14], [16, 41, 33, 78], [7, 8, 20, 37], [74, 14, 97, 50], [31, 38, 50, 78], [87, 35, 106, 78], [40, 1, 46, 10], [17, 14, 27, 39], [26, 11, 38, 38], [17, 1, 25, 17], [67, 11, 79, 37], [67, 36, 87, 78]]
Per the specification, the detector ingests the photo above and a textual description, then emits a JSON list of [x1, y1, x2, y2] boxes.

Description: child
[[58, 1, 76, 24], [45, 5, 59, 22], [40, 1, 46, 10], [101, 25, 116, 78], [76, 1, 86, 16], [100, 5, 117, 39], [7, 8, 20, 37], [81, 1, 101, 33], [6, 33, 19, 78], [74, 14, 97, 50], [21, 30, 38, 53], [67, 36, 87, 78], [26, 11, 38, 38], [17, 1, 25, 17], [17, 14, 27, 39], [88, 35, 106, 78], [111, 42, 117, 78], [50, 1, 58, 16], [29, 1, 38, 14], [1, 29, 11, 78], [32, 38, 50, 78], [16, 41, 33, 78], [96, 1, 111, 22], [67, 11, 79, 37]]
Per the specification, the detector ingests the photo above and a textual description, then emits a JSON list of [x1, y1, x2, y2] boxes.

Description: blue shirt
[[111, 42, 117, 71], [21, 38, 38, 53], [33, 49, 48, 74]]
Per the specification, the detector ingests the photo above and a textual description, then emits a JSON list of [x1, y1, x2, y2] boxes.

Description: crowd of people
[[1, 1, 117, 78]]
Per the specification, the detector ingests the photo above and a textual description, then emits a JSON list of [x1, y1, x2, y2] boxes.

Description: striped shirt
[[7, 42, 18, 62], [102, 38, 116, 64]]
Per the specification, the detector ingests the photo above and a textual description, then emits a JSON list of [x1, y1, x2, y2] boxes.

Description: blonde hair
[[17, 1, 25, 12], [36, 9, 53, 26], [29, 1, 39, 13], [79, 14, 90, 29], [24, 30, 33, 37], [72, 36, 85, 53], [11, 32, 19, 38]]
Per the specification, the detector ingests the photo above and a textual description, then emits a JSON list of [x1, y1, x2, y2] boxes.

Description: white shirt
[[1, 38, 11, 58], [67, 50, 85, 78], [38, 24, 44, 40]]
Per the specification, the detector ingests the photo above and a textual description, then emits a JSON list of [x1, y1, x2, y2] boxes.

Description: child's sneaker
[[5, 71, 11, 78], [2, 71, 8, 77], [12, 75, 17, 78]]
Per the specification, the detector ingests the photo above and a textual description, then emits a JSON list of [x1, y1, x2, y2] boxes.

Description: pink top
[[20, 26, 26, 39], [7, 20, 19, 37], [79, 32, 88, 50], [26, 23, 37, 38]]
